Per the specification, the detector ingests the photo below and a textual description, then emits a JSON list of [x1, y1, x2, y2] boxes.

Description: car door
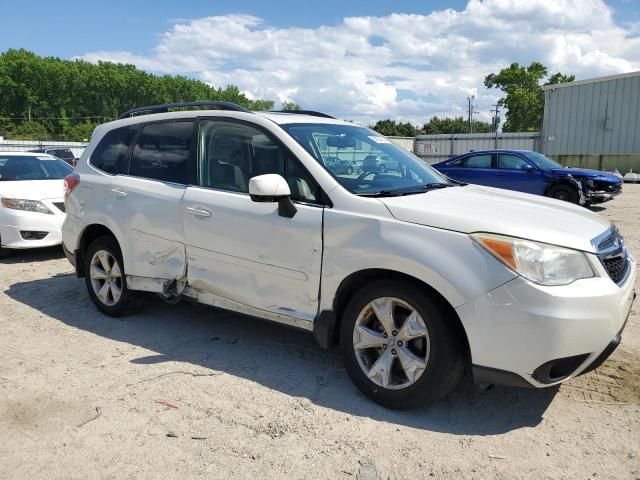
[[112, 120, 195, 281], [444, 153, 494, 186], [494, 153, 543, 194], [183, 118, 324, 324]]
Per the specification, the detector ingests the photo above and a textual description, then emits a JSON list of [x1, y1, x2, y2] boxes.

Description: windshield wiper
[[356, 190, 400, 197]]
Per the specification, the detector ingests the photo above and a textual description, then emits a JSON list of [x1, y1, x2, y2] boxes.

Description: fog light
[[20, 231, 48, 240]]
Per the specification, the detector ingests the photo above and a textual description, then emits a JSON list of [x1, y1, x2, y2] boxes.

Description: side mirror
[[524, 165, 535, 173], [248, 174, 297, 218]]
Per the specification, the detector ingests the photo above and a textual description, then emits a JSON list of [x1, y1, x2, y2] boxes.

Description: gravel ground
[[1, 186, 639, 480]]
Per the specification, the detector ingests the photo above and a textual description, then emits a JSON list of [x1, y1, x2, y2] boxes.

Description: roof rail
[[118, 101, 252, 119], [270, 110, 335, 119]]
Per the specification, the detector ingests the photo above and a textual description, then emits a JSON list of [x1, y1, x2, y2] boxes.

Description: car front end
[[457, 226, 635, 388], [581, 176, 623, 204], [0, 196, 66, 249]]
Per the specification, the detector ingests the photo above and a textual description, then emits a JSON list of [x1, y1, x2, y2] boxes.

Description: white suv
[[62, 101, 636, 408]]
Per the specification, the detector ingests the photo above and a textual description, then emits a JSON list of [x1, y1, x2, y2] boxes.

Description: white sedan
[[0, 152, 71, 255]]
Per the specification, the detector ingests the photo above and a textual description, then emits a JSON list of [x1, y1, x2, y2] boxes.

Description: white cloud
[[79, 0, 640, 125]]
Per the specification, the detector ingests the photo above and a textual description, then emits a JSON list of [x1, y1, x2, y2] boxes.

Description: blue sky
[[2, 0, 639, 122]]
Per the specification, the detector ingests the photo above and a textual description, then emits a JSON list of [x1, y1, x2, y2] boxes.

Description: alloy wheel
[[352, 297, 430, 390], [89, 250, 122, 307]]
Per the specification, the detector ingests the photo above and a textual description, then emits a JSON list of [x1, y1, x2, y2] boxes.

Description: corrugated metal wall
[[387, 136, 414, 151], [414, 132, 541, 163], [542, 72, 640, 155]]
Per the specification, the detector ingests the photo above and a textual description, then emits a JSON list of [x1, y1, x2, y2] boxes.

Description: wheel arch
[[76, 224, 120, 277], [544, 176, 580, 197], [316, 268, 471, 361]]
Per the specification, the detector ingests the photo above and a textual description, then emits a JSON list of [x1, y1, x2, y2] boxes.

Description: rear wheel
[[547, 184, 578, 204], [84, 236, 143, 316], [340, 280, 465, 409]]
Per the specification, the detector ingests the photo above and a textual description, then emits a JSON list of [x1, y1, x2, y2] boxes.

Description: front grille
[[53, 202, 66, 212], [602, 255, 629, 284], [595, 228, 630, 285]]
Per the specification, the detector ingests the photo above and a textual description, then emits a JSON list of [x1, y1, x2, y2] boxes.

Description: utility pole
[[491, 104, 500, 149], [466, 95, 474, 133]]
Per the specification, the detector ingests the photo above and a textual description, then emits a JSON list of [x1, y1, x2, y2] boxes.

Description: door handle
[[110, 188, 128, 198], [185, 206, 212, 217]]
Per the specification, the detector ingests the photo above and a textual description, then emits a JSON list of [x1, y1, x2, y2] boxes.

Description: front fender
[[319, 209, 517, 313]]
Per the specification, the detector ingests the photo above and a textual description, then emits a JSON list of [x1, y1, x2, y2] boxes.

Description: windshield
[[0, 155, 73, 181], [523, 151, 562, 169], [280, 123, 452, 196]]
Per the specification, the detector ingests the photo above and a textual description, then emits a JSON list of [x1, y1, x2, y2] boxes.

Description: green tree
[[0, 49, 274, 140], [370, 119, 419, 137], [281, 101, 301, 111], [420, 116, 492, 134], [484, 62, 574, 132]]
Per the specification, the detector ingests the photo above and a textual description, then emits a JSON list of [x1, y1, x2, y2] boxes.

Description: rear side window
[[463, 154, 492, 168], [129, 121, 194, 184], [90, 125, 138, 174]]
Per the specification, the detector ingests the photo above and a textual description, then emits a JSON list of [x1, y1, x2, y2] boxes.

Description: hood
[[0, 179, 65, 201], [379, 185, 611, 252], [548, 167, 620, 182]]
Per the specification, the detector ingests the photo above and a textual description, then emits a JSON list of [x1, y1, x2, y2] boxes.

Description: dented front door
[[182, 187, 323, 324]]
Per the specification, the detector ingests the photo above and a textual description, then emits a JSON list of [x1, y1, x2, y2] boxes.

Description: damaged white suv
[[62, 102, 636, 409]]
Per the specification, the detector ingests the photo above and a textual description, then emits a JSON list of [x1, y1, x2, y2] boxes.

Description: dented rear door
[[114, 120, 194, 281]]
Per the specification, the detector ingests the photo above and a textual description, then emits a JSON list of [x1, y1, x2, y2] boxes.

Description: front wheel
[[547, 184, 578, 204], [340, 280, 465, 409], [84, 236, 143, 316]]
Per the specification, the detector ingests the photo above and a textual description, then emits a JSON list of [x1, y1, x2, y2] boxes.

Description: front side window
[[280, 123, 451, 196], [91, 125, 139, 174], [0, 155, 72, 181], [198, 120, 319, 203], [498, 154, 530, 170], [463, 154, 492, 169], [524, 151, 562, 170], [129, 121, 194, 184]]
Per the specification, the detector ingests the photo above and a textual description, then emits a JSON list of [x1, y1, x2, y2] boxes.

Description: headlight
[[1, 198, 53, 215], [471, 233, 594, 286]]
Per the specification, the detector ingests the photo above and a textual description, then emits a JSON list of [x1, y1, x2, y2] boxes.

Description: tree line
[[0, 49, 274, 141], [0, 49, 573, 141]]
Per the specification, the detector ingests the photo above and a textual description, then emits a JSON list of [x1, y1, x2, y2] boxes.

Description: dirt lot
[[1, 187, 639, 480]]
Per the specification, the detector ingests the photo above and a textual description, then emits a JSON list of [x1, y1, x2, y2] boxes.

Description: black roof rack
[[270, 109, 335, 119], [118, 101, 252, 119]]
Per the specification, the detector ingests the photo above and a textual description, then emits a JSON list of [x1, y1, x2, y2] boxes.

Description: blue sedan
[[432, 149, 622, 206]]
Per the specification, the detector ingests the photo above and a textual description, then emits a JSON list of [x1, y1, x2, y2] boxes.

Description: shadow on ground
[[5, 272, 558, 435], [0, 246, 64, 264]]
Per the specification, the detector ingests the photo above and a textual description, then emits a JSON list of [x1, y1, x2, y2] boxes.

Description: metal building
[[542, 71, 640, 172]]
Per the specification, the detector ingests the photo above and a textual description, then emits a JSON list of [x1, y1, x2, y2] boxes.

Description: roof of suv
[[105, 108, 352, 130]]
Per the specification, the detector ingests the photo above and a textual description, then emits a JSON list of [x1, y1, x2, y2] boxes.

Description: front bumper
[[586, 189, 622, 204], [457, 254, 636, 388]]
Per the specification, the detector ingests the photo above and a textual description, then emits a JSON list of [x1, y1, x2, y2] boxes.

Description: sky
[[2, 0, 639, 124]]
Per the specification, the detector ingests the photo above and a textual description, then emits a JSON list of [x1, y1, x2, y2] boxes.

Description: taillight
[[64, 173, 80, 202]]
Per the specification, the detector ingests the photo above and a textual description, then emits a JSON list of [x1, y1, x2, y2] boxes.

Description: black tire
[[339, 280, 465, 409], [547, 184, 578, 204], [84, 235, 143, 317]]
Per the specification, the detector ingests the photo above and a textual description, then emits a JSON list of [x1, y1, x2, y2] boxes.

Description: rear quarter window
[[90, 125, 139, 174], [129, 121, 194, 184]]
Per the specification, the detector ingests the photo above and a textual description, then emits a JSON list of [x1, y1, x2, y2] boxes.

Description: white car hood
[[0, 179, 64, 201], [379, 185, 611, 252]]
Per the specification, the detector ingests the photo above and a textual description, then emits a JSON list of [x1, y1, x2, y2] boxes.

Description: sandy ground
[[1, 186, 639, 480]]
